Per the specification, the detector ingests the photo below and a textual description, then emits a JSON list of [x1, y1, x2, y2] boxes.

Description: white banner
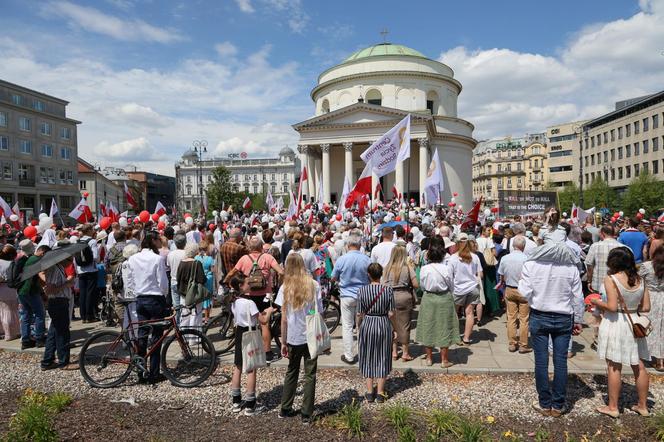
[[423, 148, 444, 206], [360, 114, 410, 178]]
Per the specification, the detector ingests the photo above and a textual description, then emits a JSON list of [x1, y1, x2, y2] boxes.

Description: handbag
[[609, 276, 652, 338], [356, 285, 387, 329], [241, 308, 267, 373], [184, 261, 210, 308], [305, 289, 331, 357]]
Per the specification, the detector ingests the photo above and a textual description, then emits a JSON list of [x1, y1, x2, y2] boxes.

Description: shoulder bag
[[184, 261, 210, 308], [609, 276, 652, 338], [356, 285, 387, 330]]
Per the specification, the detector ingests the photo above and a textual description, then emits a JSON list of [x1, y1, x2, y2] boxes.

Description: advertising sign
[[497, 190, 558, 217]]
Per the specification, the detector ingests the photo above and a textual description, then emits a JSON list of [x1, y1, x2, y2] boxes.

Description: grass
[[4, 389, 73, 442], [533, 429, 550, 442], [425, 409, 489, 442], [326, 399, 364, 438], [383, 404, 416, 442], [651, 411, 664, 442]]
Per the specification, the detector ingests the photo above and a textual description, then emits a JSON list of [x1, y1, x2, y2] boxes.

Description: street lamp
[[193, 140, 208, 216], [574, 124, 588, 207]]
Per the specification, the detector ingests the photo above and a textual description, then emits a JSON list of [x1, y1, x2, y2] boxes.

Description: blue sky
[[1, 0, 662, 176]]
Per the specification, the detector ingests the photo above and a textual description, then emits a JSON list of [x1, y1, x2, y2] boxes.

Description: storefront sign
[[228, 152, 248, 159], [497, 190, 558, 217]]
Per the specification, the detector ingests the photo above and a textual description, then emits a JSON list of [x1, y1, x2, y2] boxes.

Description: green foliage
[[533, 428, 550, 442], [397, 425, 417, 442], [428, 409, 461, 438], [557, 181, 579, 213], [425, 410, 488, 442], [383, 403, 412, 429], [455, 417, 489, 442], [651, 411, 664, 441], [205, 166, 244, 211], [621, 171, 664, 217], [337, 400, 363, 438], [583, 177, 618, 210], [4, 390, 72, 442]]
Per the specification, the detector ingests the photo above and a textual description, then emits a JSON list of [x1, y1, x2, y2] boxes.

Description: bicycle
[[204, 301, 237, 356], [98, 288, 120, 327], [319, 276, 341, 334], [79, 303, 216, 388]]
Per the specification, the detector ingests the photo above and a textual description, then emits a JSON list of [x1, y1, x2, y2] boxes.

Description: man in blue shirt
[[618, 217, 649, 263], [331, 230, 370, 364]]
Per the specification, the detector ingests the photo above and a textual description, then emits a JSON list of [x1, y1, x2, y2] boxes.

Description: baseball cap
[[19, 239, 35, 255]]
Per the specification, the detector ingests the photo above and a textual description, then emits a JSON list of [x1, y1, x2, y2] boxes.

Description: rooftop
[[342, 43, 429, 64], [585, 90, 664, 129]]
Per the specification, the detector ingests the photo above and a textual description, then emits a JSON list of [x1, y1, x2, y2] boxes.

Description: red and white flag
[[423, 147, 444, 207], [124, 183, 138, 209], [242, 196, 251, 209], [0, 196, 11, 218], [345, 162, 373, 209], [99, 201, 108, 217], [374, 182, 382, 200], [69, 197, 93, 223], [461, 197, 483, 231], [360, 114, 411, 178], [154, 201, 167, 216], [49, 198, 59, 218], [107, 201, 119, 222], [287, 190, 297, 220], [297, 166, 308, 211], [391, 184, 399, 200]]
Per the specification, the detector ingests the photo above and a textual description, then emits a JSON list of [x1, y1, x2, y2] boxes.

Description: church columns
[[395, 160, 404, 201], [343, 142, 354, 183], [419, 138, 429, 202], [297, 144, 314, 200], [307, 151, 316, 201], [321, 144, 331, 204]]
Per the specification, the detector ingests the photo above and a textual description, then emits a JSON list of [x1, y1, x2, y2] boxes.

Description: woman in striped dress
[[357, 263, 395, 403]]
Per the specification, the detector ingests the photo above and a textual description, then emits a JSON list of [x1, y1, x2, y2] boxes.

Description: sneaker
[[278, 409, 299, 418], [41, 362, 59, 371], [232, 401, 245, 413], [375, 392, 388, 404], [244, 404, 265, 416], [21, 340, 36, 350], [364, 392, 375, 403], [301, 415, 313, 425], [267, 352, 282, 364], [340, 355, 357, 365], [531, 400, 551, 417]]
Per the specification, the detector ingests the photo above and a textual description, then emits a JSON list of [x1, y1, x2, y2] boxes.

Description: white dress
[[597, 275, 650, 366]]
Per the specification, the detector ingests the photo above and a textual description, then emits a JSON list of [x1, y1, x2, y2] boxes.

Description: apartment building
[[545, 120, 588, 188]]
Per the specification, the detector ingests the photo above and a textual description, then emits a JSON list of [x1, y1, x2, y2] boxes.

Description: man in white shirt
[[186, 224, 201, 244], [75, 224, 100, 323], [503, 223, 537, 255], [497, 236, 530, 353], [370, 226, 396, 268], [518, 242, 584, 418], [166, 234, 187, 323], [127, 231, 169, 383]]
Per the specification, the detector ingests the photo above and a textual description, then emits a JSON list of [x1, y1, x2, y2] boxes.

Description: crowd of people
[[0, 199, 662, 421]]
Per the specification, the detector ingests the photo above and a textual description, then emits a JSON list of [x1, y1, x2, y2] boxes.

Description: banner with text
[[497, 190, 558, 217]]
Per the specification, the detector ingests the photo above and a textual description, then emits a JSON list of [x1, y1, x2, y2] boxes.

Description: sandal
[[596, 406, 619, 418], [401, 355, 414, 362], [459, 339, 472, 346], [630, 405, 650, 417]]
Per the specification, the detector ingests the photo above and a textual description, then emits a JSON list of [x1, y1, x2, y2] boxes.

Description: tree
[[206, 166, 243, 211], [556, 182, 579, 214], [621, 171, 664, 216], [583, 177, 618, 210]]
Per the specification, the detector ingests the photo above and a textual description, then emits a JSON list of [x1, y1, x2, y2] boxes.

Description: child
[[229, 273, 266, 416]]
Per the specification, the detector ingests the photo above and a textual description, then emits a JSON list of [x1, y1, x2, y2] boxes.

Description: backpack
[[108, 246, 125, 276], [6, 256, 27, 289], [246, 254, 267, 291], [75, 239, 94, 267], [111, 261, 125, 293]]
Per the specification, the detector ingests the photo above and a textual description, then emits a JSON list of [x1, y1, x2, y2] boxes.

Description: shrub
[[651, 411, 664, 442], [4, 390, 72, 442], [327, 400, 363, 439]]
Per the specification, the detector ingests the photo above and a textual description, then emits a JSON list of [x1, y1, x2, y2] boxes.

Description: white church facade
[[292, 42, 476, 208]]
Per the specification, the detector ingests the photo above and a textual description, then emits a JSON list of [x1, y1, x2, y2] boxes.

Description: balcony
[[485, 170, 526, 178], [19, 177, 35, 187], [532, 166, 541, 172]]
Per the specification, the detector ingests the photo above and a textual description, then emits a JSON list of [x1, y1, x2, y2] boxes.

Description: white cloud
[[235, 0, 255, 13], [45, 1, 185, 43], [439, 0, 664, 140], [214, 41, 238, 57], [116, 103, 170, 128], [93, 137, 160, 161]]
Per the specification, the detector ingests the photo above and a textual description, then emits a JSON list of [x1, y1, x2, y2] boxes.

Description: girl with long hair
[[591, 247, 651, 417], [537, 207, 567, 245], [639, 245, 664, 371], [276, 253, 322, 424], [449, 237, 482, 345]]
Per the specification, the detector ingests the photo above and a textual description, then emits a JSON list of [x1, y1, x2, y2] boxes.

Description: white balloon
[[38, 213, 48, 219], [37, 216, 53, 234], [619, 211, 624, 217], [484, 208, 491, 216], [458, 205, 463, 210], [562, 212, 568, 218], [639, 208, 646, 215], [185, 216, 194, 225], [119, 217, 128, 227], [450, 197, 456, 203], [212, 210, 219, 217], [9, 214, 18, 222]]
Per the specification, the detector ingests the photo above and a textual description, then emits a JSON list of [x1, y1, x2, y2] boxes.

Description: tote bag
[[305, 294, 331, 357], [241, 310, 267, 373], [184, 262, 210, 308]]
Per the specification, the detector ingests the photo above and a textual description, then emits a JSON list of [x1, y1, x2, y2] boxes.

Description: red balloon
[[208, 223, 216, 230], [613, 212, 620, 218], [99, 217, 111, 230], [636, 213, 643, 220], [184, 213, 192, 219], [157, 221, 165, 230], [23, 225, 37, 238], [335, 213, 342, 221], [133, 217, 141, 224], [453, 192, 458, 197], [151, 213, 160, 223], [610, 217, 617, 223], [395, 216, 401, 221], [30, 219, 38, 226], [139, 210, 150, 223], [409, 198, 415, 203], [83, 192, 90, 198]]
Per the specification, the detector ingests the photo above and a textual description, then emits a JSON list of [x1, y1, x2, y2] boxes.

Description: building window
[[11, 94, 21, 105], [245, 174, 250, 181], [33, 100, 44, 111], [626, 165, 631, 178], [618, 127, 623, 139], [610, 169, 615, 181], [60, 127, 72, 140], [0, 112, 6, 127], [186, 186, 191, 195], [597, 135, 601, 146], [603, 132, 608, 144], [0, 136, 7, 151], [591, 154, 595, 166], [634, 121, 640, 134], [618, 167, 623, 180], [60, 147, 71, 160], [59, 169, 66, 184], [610, 149, 615, 161], [18, 164, 28, 180], [283, 173, 288, 180], [643, 117, 649, 132], [3, 162, 12, 180], [626, 145, 631, 157], [40, 167, 47, 184], [610, 129, 615, 142], [271, 184, 276, 193], [585, 174, 589, 185], [253, 174, 257, 181], [603, 151, 608, 162], [40, 122, 51, 136], [653, 160, 659, 175], [366, 89, 382, 106], [643, 139, 649, 154], [654, 114, 659, 129], [634, 142, 640, 156], [517, 162, 522, 171], [626, 124, 631, 137], [654, 137, 659, 152], [19, 117, 31, 132], [283, 183, 288, 193], [635, 163, 640, 175], [507, 163, 511, 172], [41, 144, 53, 157], [19, 140, 31, 154], [591, 137, 595, 148], [271, 173, 275, 180], [244, 184, 249, 193], [67, 170, 73, 185], [584, 156, 589, 166], [47, 168, 54, 184], [78, 180, 85, 190]]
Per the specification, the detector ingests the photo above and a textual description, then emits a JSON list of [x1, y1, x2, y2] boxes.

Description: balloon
[[185, 216, 194, 226], [212, 210, 219, 217], [9, 214, 18, 222], [38, 216, 53, 234], [209, 223, 216, 231], [151, 213, 160, 223], [99, 217, 111, 230], [30, 219, 38, 226], [139, 210, 150, 223], [335, 213, 342, 221], [133, 217, 141, 224], [639, 208, 646, 215], [119, 217, 128, 227], [83, 192, 89, 198], [613, 212, 620, 218], [484, 209, 491, 216], [395, 216, 401, 221], [636, 213, 643, 220], [562, 212, 568, 218], [409, 198, 415, 203], [38, 213, 48, 219], [184, 213, 192, 220], [610, 217, 617, 223], [157, 221, 165, 230], [458, 205, 463, 210], [619, 211, 624, 217], [23, 226, 37, 238], [450, 197, 456, 203], [453, 192, 458, 197]]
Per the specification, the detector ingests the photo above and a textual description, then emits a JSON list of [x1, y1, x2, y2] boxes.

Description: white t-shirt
[[475, 237, 494, 254], [502, 235, 538, 255], [231, 297, 259, 327], [288, 248, 318, 275], [275, 281, 322, 346], [166, 249, 186, 284], [371, 241, 396, 268], [448, 253, 481, 296]]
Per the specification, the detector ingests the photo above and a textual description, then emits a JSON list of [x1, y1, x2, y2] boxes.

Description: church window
[[366, 89, 382, 106], [426, 91, 439, 115], [321, 99, 330, 113]]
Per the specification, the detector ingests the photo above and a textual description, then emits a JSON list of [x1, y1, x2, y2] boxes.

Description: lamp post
[[193, 140, 207, 216], [574, 125, 588, 207]]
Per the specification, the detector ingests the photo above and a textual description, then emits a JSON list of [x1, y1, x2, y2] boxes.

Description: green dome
[[343, 43, 428, 63]]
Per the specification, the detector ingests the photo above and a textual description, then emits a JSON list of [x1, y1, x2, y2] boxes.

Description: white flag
[[49, 198, 59, 218], [317, 175, 324, 205], [423, 148, 444, 206], [287, 190, 297, 220], [0, 196, 12, 218], [276, 196, 284, 211], [266, 190, 275, 212], [340, 175, 351, 213], [360, 114, 410, 178]]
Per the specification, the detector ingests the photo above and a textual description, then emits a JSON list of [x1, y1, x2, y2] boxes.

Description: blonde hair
[[282, 253, 314, 311], [291, 232, 304, 251], [384, 245, 407, 285], [457, 240, 473, 264]]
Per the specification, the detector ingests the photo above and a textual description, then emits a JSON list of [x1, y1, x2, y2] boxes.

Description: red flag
[[242, 196, 251, 209], [391, 184, 398, 200], [374, 182, 382, 200], [107, 201, 119, 222], [99, 201, 107, 217], [124, 183, 137, 209], [461, 197, 483, 231], [307, 210, 314, 225], [297, 166, 308, 211], [358, 194, 368, 217], [69, 197, 93, 223], [345, 162, 373, 209], [154, 201, 167, 216]]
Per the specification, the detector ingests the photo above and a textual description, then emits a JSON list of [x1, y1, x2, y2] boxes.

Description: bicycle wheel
[[204, 312, 236, 355], [161, 328, 217, 388], [79, 331, 133, 388], [322, 299, 341, 334]]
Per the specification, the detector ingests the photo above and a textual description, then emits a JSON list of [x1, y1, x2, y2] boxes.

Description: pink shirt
[[234, 252, 277, 297]]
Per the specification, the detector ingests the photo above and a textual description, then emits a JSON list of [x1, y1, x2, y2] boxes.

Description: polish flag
[[107, 201, 119, 222], [242, 196, 251, 209], [69, 197, 93, 223], [124, 183, 137, 209], [287, 190, 297, 221], [0, 196, 11, 218], [99, 201, 108, 217], [374, 182, 382, 200], [49, 198, 59, 218], [154, 201, 167, 216], [460, 197, 483, 231], [297, 166, 308, 211], [345, 162, 373, 209], [391, 184, 399, 200]]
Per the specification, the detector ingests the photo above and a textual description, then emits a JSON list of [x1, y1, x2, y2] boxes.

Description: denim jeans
[[136, 295, 168, 379], [340, 297, 357, 360], [78, 271, 98, 321], [530, 309, 573, 410], [171, 283, 181, 324], [18, 292, 46, 344], [41, 298, 71, 367]]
